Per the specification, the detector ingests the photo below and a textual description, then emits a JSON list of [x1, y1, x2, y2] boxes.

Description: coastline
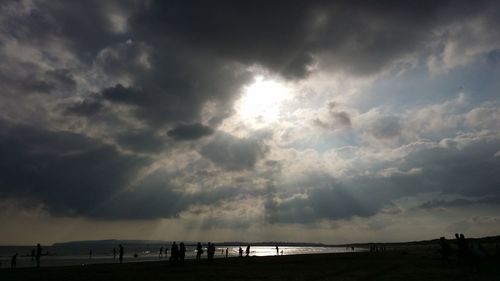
[[1, 249, 499, 281]]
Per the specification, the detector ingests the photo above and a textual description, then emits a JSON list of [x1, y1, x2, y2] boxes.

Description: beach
[[2, 248, 498, 281]]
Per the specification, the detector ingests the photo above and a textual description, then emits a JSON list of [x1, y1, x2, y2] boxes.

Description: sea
[[0, 244, 366, 268]]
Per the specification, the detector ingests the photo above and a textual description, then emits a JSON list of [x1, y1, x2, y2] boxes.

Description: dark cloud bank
[[0, 0, 499, 223]]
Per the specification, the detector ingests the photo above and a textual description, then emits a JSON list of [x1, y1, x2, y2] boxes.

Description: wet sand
[[2, 249, 499, 281]]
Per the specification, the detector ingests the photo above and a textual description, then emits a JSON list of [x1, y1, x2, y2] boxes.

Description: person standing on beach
[[225, 248, 228, 258], [170, 242, 179, 265], [439, 237, 451, 265], [36, 243, 42, 268], [196, 242, 203, 260], [113, 248, 117, 259], [119, 244, 124, 263], [246, 245, 250, 257], [159, 247, 163, 258], [207, 242, 212, 261], [239, 247, 243, 257], [211, 243, 216, 260], [276, 246, 279, 256], [11, 253, 18, 268], [179, 242, 186, 265]]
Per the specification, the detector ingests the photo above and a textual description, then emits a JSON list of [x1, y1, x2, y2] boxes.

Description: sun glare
[[237, 76, 289, 126]]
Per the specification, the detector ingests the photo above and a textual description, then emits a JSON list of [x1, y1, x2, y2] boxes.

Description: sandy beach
[[1, 248, 498, 281]]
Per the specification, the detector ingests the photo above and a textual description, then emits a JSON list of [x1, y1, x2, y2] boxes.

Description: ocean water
[[0, 245, 366, 268]]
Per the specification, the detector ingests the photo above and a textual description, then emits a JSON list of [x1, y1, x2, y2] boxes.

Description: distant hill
[[334, 234, 500, 247], [53, 240, 177, 247], [53, 240, 324, 247], [52, 235, 500, 247]]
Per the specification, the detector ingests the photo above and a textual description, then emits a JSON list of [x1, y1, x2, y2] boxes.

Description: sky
[[1, 0, 500, 245]]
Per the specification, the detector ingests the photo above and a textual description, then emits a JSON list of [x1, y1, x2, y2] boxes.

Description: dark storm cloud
[[200, 132, 267, 171], [266, 137, 500, 223], [0, 120, 147, 217], [6, 0, 134, 60], [94, 47, 251, 128], [130, 0, 314, 79], [167, 123, 214, 141], [13, 0, 494, 131], [0, 63, 76, 96], [65, 99, 104, 116], [116, 130, 166, 153], [130, 0, 499, 77], [0, 120, 263, 219]]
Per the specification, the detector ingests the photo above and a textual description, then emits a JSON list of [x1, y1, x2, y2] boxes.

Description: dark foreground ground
[[1, 249, 499, 281]]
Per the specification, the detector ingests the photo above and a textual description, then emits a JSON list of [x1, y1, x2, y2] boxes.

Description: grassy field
[[1, 248, 499, 281]]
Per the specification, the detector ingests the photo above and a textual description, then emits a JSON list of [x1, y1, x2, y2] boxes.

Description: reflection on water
[[0, 245, 366, 268]]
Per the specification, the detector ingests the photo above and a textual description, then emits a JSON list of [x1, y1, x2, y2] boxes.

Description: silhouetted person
[[31, 249, 35, 261], [455, 233, 463, 264], [179, 242, 186, 265], [246, 245, 250, 257], [207, 242, 215, 262], [211, 243, 216, 259], [457, 233, 469, 265], [225, 248, 229, 258], [239, 247, 243, 257], [170, 242, 179, 265], [196, 242, 203, 260], [439, 237, 451, 265], [159, 247, 163, 258], [11, 253, 18, 269], [276, 246, 279, 256], [113, 248, 117, 259], [89, 249, 92, 259], [36, 243, 42, 268], [119, 244, 124, 263]]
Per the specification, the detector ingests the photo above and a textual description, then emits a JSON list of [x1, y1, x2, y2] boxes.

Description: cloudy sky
[[1, 0, 500, 245]]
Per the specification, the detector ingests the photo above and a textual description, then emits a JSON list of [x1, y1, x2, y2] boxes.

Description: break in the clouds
[[1, 0, 500, 244]]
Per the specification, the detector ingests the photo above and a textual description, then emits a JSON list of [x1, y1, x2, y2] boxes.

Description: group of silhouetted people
[[439, 233, 492, 271], [369, 244, 386, 253], [206, 242, 216, 261], [6, 243, 43, 269], [3, 242, 266, 269], [440, 234, 470, 265], [168, 242, 186, 265]]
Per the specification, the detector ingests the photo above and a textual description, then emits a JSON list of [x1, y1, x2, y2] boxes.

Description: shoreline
[[1, 250, 499, 281]]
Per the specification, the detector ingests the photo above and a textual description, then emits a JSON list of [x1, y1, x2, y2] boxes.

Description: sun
[[237, 76, 289, 126]]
